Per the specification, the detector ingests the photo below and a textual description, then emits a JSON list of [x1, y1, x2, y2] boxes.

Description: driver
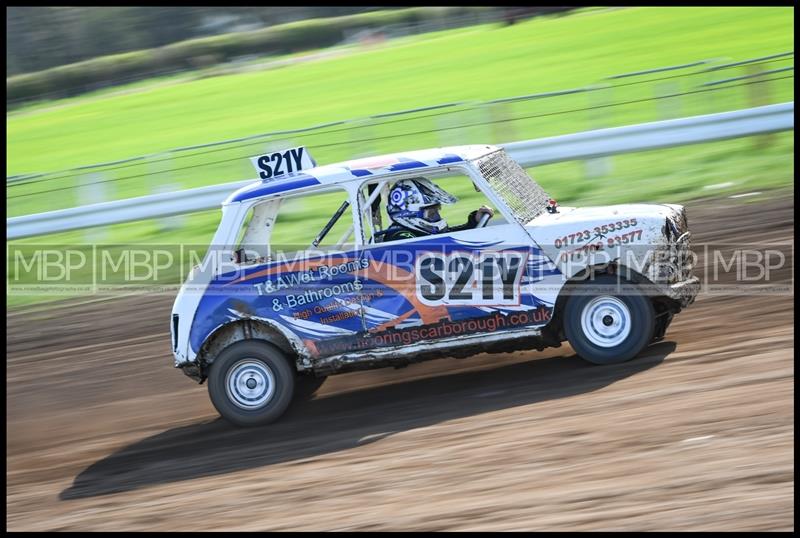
[[377, 177, 494, 242]]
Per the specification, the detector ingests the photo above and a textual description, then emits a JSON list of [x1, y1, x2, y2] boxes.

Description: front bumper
[[666, 276, 701, 308], [649, 209, 698, 308]]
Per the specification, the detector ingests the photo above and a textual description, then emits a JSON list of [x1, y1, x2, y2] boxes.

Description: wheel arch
[[192, 319, 309, 382], [547, 262, 679, 342]]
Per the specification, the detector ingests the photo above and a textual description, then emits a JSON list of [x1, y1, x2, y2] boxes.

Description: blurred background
[[6, 6, 794, 306], [6, 7, 795, 531]]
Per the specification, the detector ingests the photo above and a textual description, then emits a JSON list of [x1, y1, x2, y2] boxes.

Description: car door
[[349, 174, 561, 352]]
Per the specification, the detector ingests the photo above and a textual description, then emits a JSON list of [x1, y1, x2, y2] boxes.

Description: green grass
[[5, 6, 794, 220], [5, 41, 368, 119], [8, 7, 793, 175], [6, 7, 795, 307]]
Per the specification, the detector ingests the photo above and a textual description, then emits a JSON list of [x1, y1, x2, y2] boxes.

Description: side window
[[272, 189, 355, 257], [235, 189, 354, 264], [434, 174, 508, 229], [234, 199, 280, 263], [358, 181, 391, 244], [360, 173, 506, 245]]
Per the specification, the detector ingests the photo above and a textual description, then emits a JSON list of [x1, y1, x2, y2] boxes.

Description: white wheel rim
[[226, 359, 276, 410], [580, 296, 632, 348]]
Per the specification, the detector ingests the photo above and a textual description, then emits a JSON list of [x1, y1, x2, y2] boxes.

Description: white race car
[[171, 145, 699, 426]]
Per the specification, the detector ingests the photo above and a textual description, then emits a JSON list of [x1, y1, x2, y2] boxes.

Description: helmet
[[387, 178, 457, 234]]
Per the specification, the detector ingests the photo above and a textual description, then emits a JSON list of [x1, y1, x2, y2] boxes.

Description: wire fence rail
[[6, 51, 794, 224], [7, 101, 794, 240]]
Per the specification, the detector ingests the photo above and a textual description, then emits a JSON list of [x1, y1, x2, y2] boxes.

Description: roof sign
[[250, 146, 317, 181]]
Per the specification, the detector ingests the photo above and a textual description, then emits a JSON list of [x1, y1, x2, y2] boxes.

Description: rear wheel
[[564, 275, 655, 365], [208, 340, 295, 427]]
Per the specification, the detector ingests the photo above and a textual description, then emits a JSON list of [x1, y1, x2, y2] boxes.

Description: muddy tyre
[[564, 275, 655, 365], [208, 340, 295, 427]]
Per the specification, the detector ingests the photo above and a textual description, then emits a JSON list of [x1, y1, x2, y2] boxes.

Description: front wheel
[[563, 276, 655, 365], [207, 340, 295, 427]]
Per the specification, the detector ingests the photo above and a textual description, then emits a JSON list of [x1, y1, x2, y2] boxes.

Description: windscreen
[[472, 149, 551, 225]]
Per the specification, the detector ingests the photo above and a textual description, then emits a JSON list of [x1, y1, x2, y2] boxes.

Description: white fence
[[7, 102, 794, 240]]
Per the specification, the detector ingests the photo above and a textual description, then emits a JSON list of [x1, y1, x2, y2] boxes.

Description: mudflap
[[652, 310, 675, 343], [180, 362, 206, 384]]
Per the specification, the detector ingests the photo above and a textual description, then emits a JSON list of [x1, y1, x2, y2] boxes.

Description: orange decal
[[372, 307, 417, 333], [227, 255, 449, 327], [357, 260, 449, 325]]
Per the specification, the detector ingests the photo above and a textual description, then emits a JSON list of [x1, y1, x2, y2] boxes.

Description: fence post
[[349, 119, 376, 159], [436, 106, 467, 146], [487, 101, 519, 144], [747, 63, 774, 148], [148, 151, 183, 232], [585, 85, 613, 179], [80, 173, 108, 242], [471, 104, 493, 145], [699, 58, 728, 115], [655, 81, 682, 120]]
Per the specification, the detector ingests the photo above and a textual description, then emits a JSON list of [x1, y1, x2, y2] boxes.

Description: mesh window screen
[[473, 150, 550, 225]]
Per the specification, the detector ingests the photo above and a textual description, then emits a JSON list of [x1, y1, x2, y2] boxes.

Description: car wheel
[[207, 340, 295, 427], [564, 275, 655, 365], [294, 375, 327, 402]]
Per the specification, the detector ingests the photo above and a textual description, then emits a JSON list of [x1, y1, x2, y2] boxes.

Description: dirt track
[[6, 194, 794, 531]]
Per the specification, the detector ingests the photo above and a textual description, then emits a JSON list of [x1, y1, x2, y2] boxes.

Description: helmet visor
[[423, 204, 442, 222]]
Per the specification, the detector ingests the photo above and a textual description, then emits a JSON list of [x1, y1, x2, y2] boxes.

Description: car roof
[[224, 144, 499, 204]]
